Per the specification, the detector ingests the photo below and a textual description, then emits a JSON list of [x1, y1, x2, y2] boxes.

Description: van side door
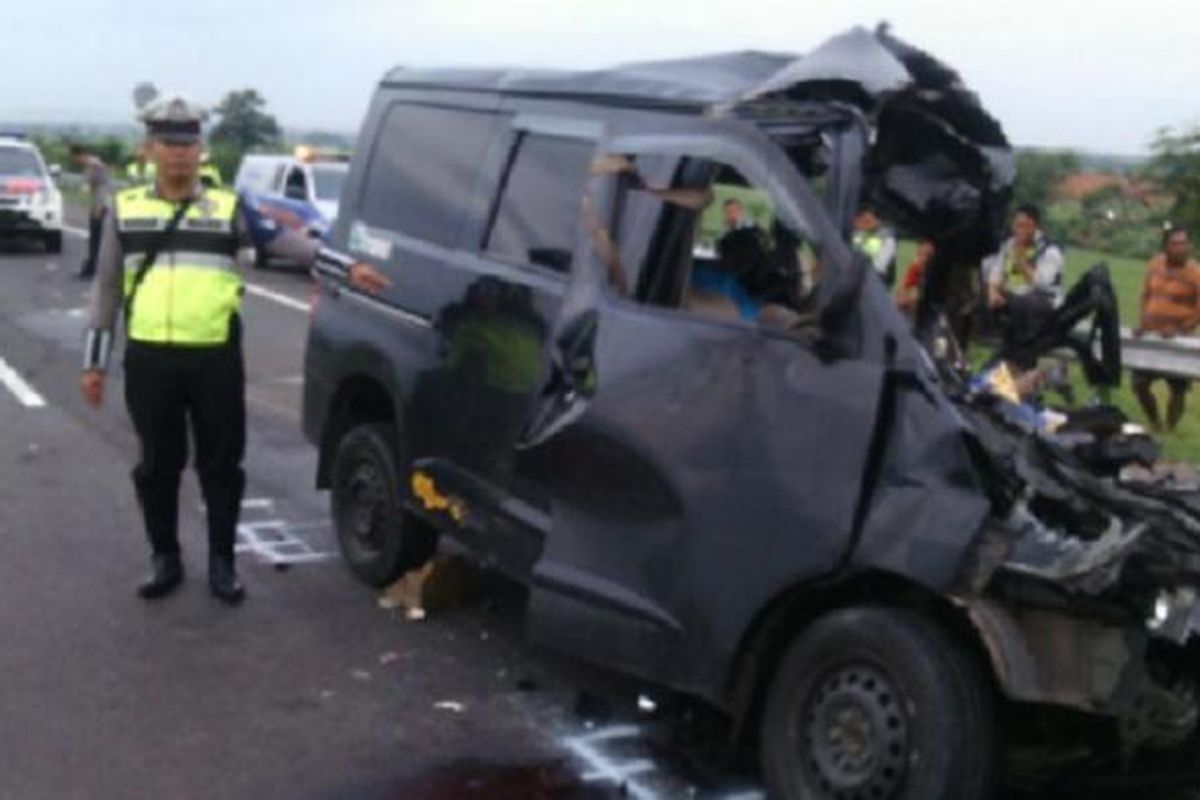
[[402, 112, 605, 577], [509, 121, 889, 689]]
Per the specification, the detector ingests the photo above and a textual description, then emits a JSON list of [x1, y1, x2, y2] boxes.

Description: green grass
[[900, 240, 1198, 460], [1052, 250, 1200, 462], [1061, 247, 1144, 325], [942, 244, 1199, 463], [697, 184, 775, 247]]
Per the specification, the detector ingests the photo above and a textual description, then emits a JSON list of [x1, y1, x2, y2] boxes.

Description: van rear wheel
[[761, 606, 995, 800], [330, 422, 431, 587]]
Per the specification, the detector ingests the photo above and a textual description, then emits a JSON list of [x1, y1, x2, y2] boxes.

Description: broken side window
[[585, 154, 820, 331]]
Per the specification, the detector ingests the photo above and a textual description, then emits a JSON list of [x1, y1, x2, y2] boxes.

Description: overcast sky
[[3, 0, 1197, 154]]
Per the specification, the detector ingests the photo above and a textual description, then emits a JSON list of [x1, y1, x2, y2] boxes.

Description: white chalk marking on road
[[0, 358, 47, 408], [562, 724, 765, 800], [235, 518, 337, 566], [241, 498, 275, 509], [562, 726, 662, 800], [244, 283, 308, 313]]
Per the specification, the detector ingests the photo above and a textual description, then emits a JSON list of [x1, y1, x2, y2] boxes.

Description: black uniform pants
[[123, 326, 246, 559]]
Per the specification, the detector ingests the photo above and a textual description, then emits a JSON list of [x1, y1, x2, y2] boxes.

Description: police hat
[[140, 94, 209, 144]]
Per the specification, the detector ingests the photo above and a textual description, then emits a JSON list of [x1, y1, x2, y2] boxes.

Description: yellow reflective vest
[[114, 186, 242, 345]]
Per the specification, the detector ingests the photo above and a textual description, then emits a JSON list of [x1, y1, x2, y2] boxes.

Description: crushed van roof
[[380, 27, 945, 112]]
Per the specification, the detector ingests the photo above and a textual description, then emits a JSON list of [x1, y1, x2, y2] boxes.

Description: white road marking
[[235, 518, 337, 565], [562, 724, 766, 800], [244, 283, 309, 313], [241, 498, 275, 510], [563, 726, 661, 800], [63, 225, 87, 238], [0, 358, 47, 408]]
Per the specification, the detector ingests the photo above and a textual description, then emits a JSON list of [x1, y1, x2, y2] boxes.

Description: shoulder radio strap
[[124, 196, 195, 323]]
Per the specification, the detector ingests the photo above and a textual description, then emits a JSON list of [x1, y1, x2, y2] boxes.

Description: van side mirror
[[48, 164, 62, 179]]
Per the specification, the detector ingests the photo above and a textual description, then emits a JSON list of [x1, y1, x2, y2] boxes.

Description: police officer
[[198, 153, 222, 189], [80, 94, 388, 605], [851, 204, 899, 287], [125, 143, 157, 185]]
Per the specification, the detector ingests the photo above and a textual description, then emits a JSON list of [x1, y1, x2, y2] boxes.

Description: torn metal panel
[[847, 362, 994, 590], [962, 598, 1199, 751], [747, 27, 913, 99], [963, 598, 1135, 710]]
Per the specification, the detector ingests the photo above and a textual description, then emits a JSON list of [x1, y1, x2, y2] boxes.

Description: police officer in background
[[851, 204, 898, 287], [125, 142, 156, 185], [80, 94, 388, 605]]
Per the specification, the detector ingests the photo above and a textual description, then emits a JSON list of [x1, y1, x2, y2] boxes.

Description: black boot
[[209, 555, 245, 605], [137, 554, 184, 600]]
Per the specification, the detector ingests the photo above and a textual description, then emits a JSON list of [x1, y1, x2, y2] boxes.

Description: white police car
[[234, 148, 347, 260], [0, 134, 64, 252]]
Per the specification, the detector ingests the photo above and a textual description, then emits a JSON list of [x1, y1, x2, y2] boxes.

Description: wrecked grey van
[[303, 26, 1200, 799]]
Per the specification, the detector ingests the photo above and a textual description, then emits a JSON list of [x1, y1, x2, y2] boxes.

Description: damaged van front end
[[311, 23, 1200, 797], [812, 26, 1200, 781], [956, 395, 1200, 764]]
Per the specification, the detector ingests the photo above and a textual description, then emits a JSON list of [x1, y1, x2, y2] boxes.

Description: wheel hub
[[803, 663, 909, 799], [347, 461, 386, 551]]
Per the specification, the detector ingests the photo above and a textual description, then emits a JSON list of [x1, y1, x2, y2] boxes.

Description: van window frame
[[355, 99, 506, 250], [285, 166, 309, 201], [478, 116, 603, 283], [578, 128, 832, 343]]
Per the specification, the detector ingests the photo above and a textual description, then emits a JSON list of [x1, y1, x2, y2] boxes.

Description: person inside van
[[686, 226, 765, 322], [587, 153, 807, 329]]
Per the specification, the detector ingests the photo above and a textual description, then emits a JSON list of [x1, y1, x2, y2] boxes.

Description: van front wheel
[[330, 423, 431, 587], [761, 606, 995, 800]]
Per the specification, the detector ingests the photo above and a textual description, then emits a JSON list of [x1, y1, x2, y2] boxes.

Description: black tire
[[761, 606, 996, 800], [43, 231, 62, 253], [330, 422, 431, 587]]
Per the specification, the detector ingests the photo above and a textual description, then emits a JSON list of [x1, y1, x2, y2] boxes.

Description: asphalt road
[[0, 223, 766, 800]]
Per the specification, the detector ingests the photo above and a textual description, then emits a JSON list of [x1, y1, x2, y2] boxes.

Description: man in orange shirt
[[1132, 226, 1200, 432]]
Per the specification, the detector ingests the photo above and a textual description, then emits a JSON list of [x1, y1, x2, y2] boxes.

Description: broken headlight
[[1146, 586, 1200, 644]]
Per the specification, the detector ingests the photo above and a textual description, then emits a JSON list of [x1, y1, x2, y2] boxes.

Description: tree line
[[38, 86, 286, 185], [1011, 123, 1198, 259]]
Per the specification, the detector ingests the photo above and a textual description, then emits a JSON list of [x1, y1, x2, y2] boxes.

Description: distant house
[[1056, 172, 1171, 207]]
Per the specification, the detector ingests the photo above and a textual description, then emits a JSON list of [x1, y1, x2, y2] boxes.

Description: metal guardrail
[[1119, 328, 1200, 379]]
